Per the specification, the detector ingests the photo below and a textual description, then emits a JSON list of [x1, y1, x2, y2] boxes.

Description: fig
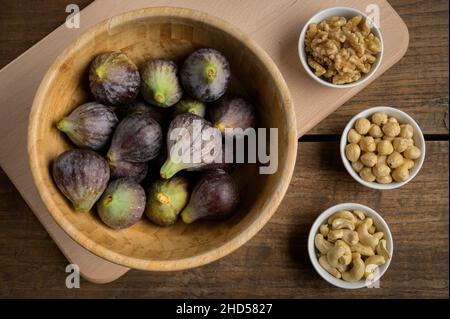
[[110, 160, 148, 183], [145, 176, 189, 226], [140, 59, 183, 108], [186, 143, 234, 172], [181, 169, 239, 223], [207, 96, 256, 134], [180, 48, 230, 102], [160, 113, 222, 179], [107, 113, 162, 164], [52, 149, 110, 212], [89, 51, 140, 106], [126, 99, 168, 127], [56, 102, 118, 151], [174, 98, 206, 117], [97, 178, 145, 229]]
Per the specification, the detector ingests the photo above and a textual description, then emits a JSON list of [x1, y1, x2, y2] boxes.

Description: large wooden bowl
[[28, 7, 297, 271]]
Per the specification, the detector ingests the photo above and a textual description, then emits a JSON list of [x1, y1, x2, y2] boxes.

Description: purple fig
[[56, 102, 118, 150], [207, 96, 256, 134], [174, 98, 206, 117], [107, 113, 162, 164], [145, 176, 189, 226], [97, 178, 145, 229], [89, 52, 140, 106], [181, 169, 239, 223], [186, 143, 234, 172], [180, 48, 230, 102], [110, 160, 148, 183], [126, 99, 168, 127], [52, 149, 110, 212], [160, 113, 222, 179], [140, 60, 182, 108]]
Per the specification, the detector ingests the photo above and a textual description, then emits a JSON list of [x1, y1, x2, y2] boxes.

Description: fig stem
[[95, 65, 107, 81], [160, 160, 184, 179], [181, 206, 194, 224], [56, 118, 71, 132], [155, 192, 170, 205], [204, 64, 217, 83], [103, 195, 113, 206], [154, 92, 166, 104], [214, 122, 227, 133]]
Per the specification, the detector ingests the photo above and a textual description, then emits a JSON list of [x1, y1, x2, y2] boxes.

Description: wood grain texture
[[0, 0, 448, 297], [1, 141, 447, 298]]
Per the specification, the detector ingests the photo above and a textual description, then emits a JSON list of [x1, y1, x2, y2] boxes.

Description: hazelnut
[[355, 118, 371, 135], [377, 140, 394, 156], [369, 124, 383, 138], [392, 166, 410, 182], [387, 151, 404, 168], [388, 117, 398, 123], [399, 124, 414, 139], [348, 128, 362, 144], [360, 152, 378, 167], [383, 136, 394, 142], [392, 137, 410, 153], [371, 112, 388, 126], [376, 175, 393, 184], [359, 136, 376, 152], [345, 143, 361, 162], [382, 121, 401, 137], [372, 163, 391, 177], [401, 158, 415, 170], [352, 160, 364, 173], [360, 167, 376, 182], [377, 155, 387, 165], [404, 145, 421, 160]]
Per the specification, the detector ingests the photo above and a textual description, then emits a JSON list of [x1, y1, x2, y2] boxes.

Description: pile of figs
[[52, 48, 256, 230]]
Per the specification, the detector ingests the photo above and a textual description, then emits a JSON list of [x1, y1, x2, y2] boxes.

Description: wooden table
[[0, 0, 448, 298]]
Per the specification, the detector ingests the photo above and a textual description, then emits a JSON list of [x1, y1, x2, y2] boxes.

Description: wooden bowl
[[28, 7, 297, 271]]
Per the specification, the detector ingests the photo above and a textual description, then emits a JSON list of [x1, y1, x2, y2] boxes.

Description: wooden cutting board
[[0, 0, 408, 283]]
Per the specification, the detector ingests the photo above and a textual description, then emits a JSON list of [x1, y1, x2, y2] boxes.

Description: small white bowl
[[340, 106, 426, 190], [308, 203, 394, 289], [298, 7, 384, 89]]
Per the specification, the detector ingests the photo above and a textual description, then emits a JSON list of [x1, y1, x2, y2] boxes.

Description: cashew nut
[[319, 224, 329, 237], [315, 234, 333, 254], [352, 210, 366, 220], [328, 210, 357, 224], [373, 232, 384, 240], [376, 239, 391, 260], [368, 225, 376, 234], [364, 255, 386, 279], [357, 221, 380, 249], [331, 218, 355, 230], [335, 240, 352, 265], [319, 255, 341, 279], [351, 242, 375, 256], [327, 229, 359, 245], [327, 246, 348, 268], [342, 253, 365, 282]]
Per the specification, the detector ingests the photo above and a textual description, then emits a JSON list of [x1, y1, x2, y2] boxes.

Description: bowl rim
[[27, 7, 298, 271], [340, 106, 426, 190], [307, 203, 394, 289], [298, 6, 384, 89]]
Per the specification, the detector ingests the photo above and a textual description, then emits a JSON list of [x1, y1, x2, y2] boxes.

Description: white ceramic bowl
[[308, 203, 394, 289], [340, 106, 426, 190], [298, 6, 384, 89]]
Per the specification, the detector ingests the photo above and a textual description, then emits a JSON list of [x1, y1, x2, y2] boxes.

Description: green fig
[[145, 176, 189, 226], [107, 113, 162, 164], [174, 98, 206, 117], [97, 178, 146, 229], [110, 160, 148, 183], [207, 96, 256, 134], [181, 169, 239, 223], [160, 113, 222, 179], [140, 59, 183, 108], [180, 48, 230, 102], [52, 149, 110, 212], [56, 102, 118, 150], [89, 51, 141, 106]]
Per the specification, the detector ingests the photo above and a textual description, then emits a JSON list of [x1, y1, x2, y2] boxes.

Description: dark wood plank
[[1, 141, 447, 298]]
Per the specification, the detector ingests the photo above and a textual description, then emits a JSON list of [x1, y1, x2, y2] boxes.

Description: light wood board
[[0, 0, 409, 283]]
